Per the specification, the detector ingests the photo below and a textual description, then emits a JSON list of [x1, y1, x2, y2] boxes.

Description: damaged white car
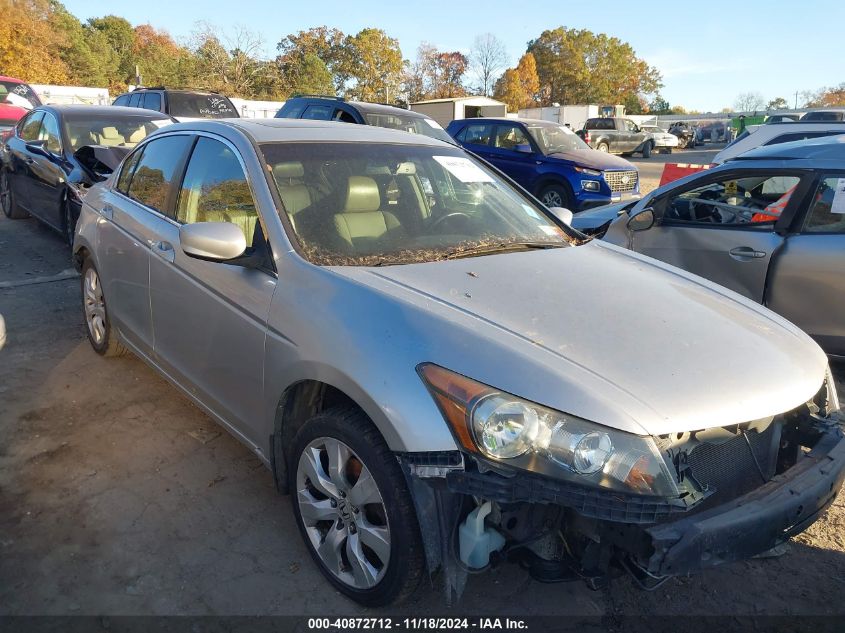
[[73, 119, 845, 606]]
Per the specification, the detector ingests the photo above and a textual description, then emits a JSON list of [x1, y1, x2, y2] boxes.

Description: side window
[[302, 104, 333, 120], [113, 95, 130, 106], [765, 131, 842, 146], [176, 137, 259, 247], [458, 123, 492, 147], [128, 92, 142, 108], [664, 174, 801, 226], [116, 146, 145, 194], [126, 135, 193, 217], [493, 124, 530, 150], [142, 92, 162, 112], [600, 119, 614, 130], [19, 111, 44, 141], [803, 176, 845, 234], [38, 112, 62, 153], [280, 103, 306, 118], [334, 108, 356, 123], [624, 119, 637, 132]]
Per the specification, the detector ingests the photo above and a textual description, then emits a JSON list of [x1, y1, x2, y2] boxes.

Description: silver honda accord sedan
[[73, 119, 845, 606]]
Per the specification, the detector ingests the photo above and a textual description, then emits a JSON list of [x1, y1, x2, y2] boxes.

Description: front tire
[[63, 202, 76, 247], [538, 182, 575, 210], [1, 169, 29, 219], [290, 407, 424, 606], [81, 259, 126, 357]]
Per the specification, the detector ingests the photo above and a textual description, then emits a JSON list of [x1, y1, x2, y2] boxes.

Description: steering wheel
[[429, 212, 473, 231]]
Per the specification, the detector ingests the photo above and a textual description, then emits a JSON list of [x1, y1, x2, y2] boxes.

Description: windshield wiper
[[444, 241, 564, 260]]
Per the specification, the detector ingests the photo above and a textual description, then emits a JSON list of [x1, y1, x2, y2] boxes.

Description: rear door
[[147, 134, 276, 445], [487, 123, 538, 190], [630, 169, 812, 302], [454, 122, 494, 161], [766, 172, 845, 355], [97, 134, 194, 354]]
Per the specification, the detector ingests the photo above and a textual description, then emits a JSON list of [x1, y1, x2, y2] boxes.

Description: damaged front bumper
[[641, 421, 845, 576]]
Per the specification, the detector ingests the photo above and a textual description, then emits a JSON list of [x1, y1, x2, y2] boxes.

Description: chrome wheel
[[542, 190, 563, 207], [0, 171, 10, 217], [296, 437, 391, 590], [83, 267, 106, 345]]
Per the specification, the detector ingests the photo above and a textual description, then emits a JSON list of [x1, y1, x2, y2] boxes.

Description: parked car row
[[2, 92, 844, 608]]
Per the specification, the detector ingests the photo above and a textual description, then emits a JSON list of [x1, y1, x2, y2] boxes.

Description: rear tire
[[1, 169, 29, 219], [289, 406, 425, 606], [596, 142, 610, 153], [81, 259, 127, 357], [538, 182, 575, 210], [64, 202, 76, 247], [641, 142, 652, 158]]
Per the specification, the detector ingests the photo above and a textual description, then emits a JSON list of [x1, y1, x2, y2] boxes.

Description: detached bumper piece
[[641, 424, 845, 576]]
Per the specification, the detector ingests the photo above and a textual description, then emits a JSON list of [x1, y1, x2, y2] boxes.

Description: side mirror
[[514, 143, 533, 153], [180, 222, 246, 262], [25, 140, 49, 157], [548, 206, 573, 226], [627, 208, 655, 232]]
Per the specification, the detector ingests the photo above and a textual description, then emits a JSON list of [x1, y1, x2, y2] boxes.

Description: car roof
[[289, 96, 430, 119], [38, 105, 173, 120], [449, 117, 555, 126], [730, 133, 845, 161], [157, 117, 453, 147], [0, 76, 27, 83]]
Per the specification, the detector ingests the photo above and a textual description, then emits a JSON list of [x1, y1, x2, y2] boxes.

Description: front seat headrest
[[344, 176, 381, 213], [274, 161, 305, 182]]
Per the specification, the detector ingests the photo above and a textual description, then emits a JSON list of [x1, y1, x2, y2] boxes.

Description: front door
[[631, 170, 810, 302], [6, 110, 44, 212], [767, 173, 845, 355], [27, 111, 66, 229], [148, 134, 276, 445], [488, 124, 538, 190]]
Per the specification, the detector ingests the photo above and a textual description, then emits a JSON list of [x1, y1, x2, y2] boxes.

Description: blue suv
[[446, 118, 640, 211]]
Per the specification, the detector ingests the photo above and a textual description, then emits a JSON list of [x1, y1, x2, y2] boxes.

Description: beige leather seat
[[273, 162, 311, 228], [127, 127, 147, 144], [333, 176, 401, 250], [98, 126, 124, 147]]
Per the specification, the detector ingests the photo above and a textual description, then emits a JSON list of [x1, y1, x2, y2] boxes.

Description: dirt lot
[[2, 209, 845, 619]]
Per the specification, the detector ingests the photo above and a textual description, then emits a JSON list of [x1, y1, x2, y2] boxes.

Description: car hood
[[547, 149, 635, 171], [330, 242, 827, 436], [571, 201, 633, 231]]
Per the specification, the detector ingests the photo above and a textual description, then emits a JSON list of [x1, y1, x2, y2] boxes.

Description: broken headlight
[[418, 363, 680, 497]]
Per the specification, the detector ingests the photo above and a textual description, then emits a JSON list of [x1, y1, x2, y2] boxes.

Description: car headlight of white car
[[419, 363, 680, 497]]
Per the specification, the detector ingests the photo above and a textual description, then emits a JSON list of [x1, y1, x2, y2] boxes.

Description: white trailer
[[517, 104, 600, 131], [410, 96, 507, 128]]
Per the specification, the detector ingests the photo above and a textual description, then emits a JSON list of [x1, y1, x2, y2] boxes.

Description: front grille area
[[604, 169, 639, 193], [685, 422, 780, 508]]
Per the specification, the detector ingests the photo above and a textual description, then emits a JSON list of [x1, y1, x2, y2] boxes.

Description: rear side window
[[113, 94, 130, 107], [803, 176, 845, 233], [116, 146, 145, 194], [456, 123, 492, 146], [334, 108, 357, 123], [167, 93, 238, 118], [176, 137, 259, 247], [302, 104, 333, 120], [142, 92, 162, 112], [125, 135, 193, 217], [765, 131, 843, 146], [18, 111, 44, 141]]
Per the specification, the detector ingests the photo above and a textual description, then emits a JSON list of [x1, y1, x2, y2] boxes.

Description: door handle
[[151, 240, 176, 263], [101, 204, 113, 220], [729, 246, 767, 261], [24, 157, 34, 164]]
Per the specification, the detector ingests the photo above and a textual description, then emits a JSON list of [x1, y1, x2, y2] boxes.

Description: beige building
[[409, 96, 507, 128]]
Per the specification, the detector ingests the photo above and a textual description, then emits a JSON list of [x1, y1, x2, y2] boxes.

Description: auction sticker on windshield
[[433, 156, 493, 183], [832, 178, 845, 214]]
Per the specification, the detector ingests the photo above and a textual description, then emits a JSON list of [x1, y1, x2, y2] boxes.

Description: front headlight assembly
[[418, 363, 679, 497]]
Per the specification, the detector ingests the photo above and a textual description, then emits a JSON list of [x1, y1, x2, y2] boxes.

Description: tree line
[[1, 0, 666, 110]]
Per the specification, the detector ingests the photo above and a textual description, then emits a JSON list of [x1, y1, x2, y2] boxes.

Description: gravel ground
[[1, 207, 844, 620]]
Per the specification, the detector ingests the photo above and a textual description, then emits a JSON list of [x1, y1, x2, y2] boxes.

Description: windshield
[[363, 112, 454, 143], [167, 93, 238, 118], [262, 143, 573, 266], [64, 116, 173, 152], [0, 81, 41, 109], [527, 124, 590, 154]]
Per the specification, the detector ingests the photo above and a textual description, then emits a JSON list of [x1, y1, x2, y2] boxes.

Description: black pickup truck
[[577, 117, 653, 157]]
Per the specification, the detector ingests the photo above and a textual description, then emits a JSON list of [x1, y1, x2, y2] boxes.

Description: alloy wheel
[[0, 171, 10, 217], [296, 437, 391, 590], [542, 190, 563, 207], [83, 267, 107, 345]]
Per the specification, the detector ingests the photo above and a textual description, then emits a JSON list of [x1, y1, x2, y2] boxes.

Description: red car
[[0, 76, 41, 131]]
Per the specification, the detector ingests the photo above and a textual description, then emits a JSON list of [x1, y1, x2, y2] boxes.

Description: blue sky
[[63, 0, 842, 112]]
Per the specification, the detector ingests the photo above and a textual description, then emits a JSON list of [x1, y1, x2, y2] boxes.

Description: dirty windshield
[[527, 124, 590, 154], [262, 143, 573, 266]]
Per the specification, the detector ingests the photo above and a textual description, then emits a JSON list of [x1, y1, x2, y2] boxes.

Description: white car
[[713, 121, 845, 163], [640, 125, 679, 153]]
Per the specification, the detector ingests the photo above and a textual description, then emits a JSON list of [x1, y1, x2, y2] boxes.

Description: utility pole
[[794, 90, 799, 109]]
